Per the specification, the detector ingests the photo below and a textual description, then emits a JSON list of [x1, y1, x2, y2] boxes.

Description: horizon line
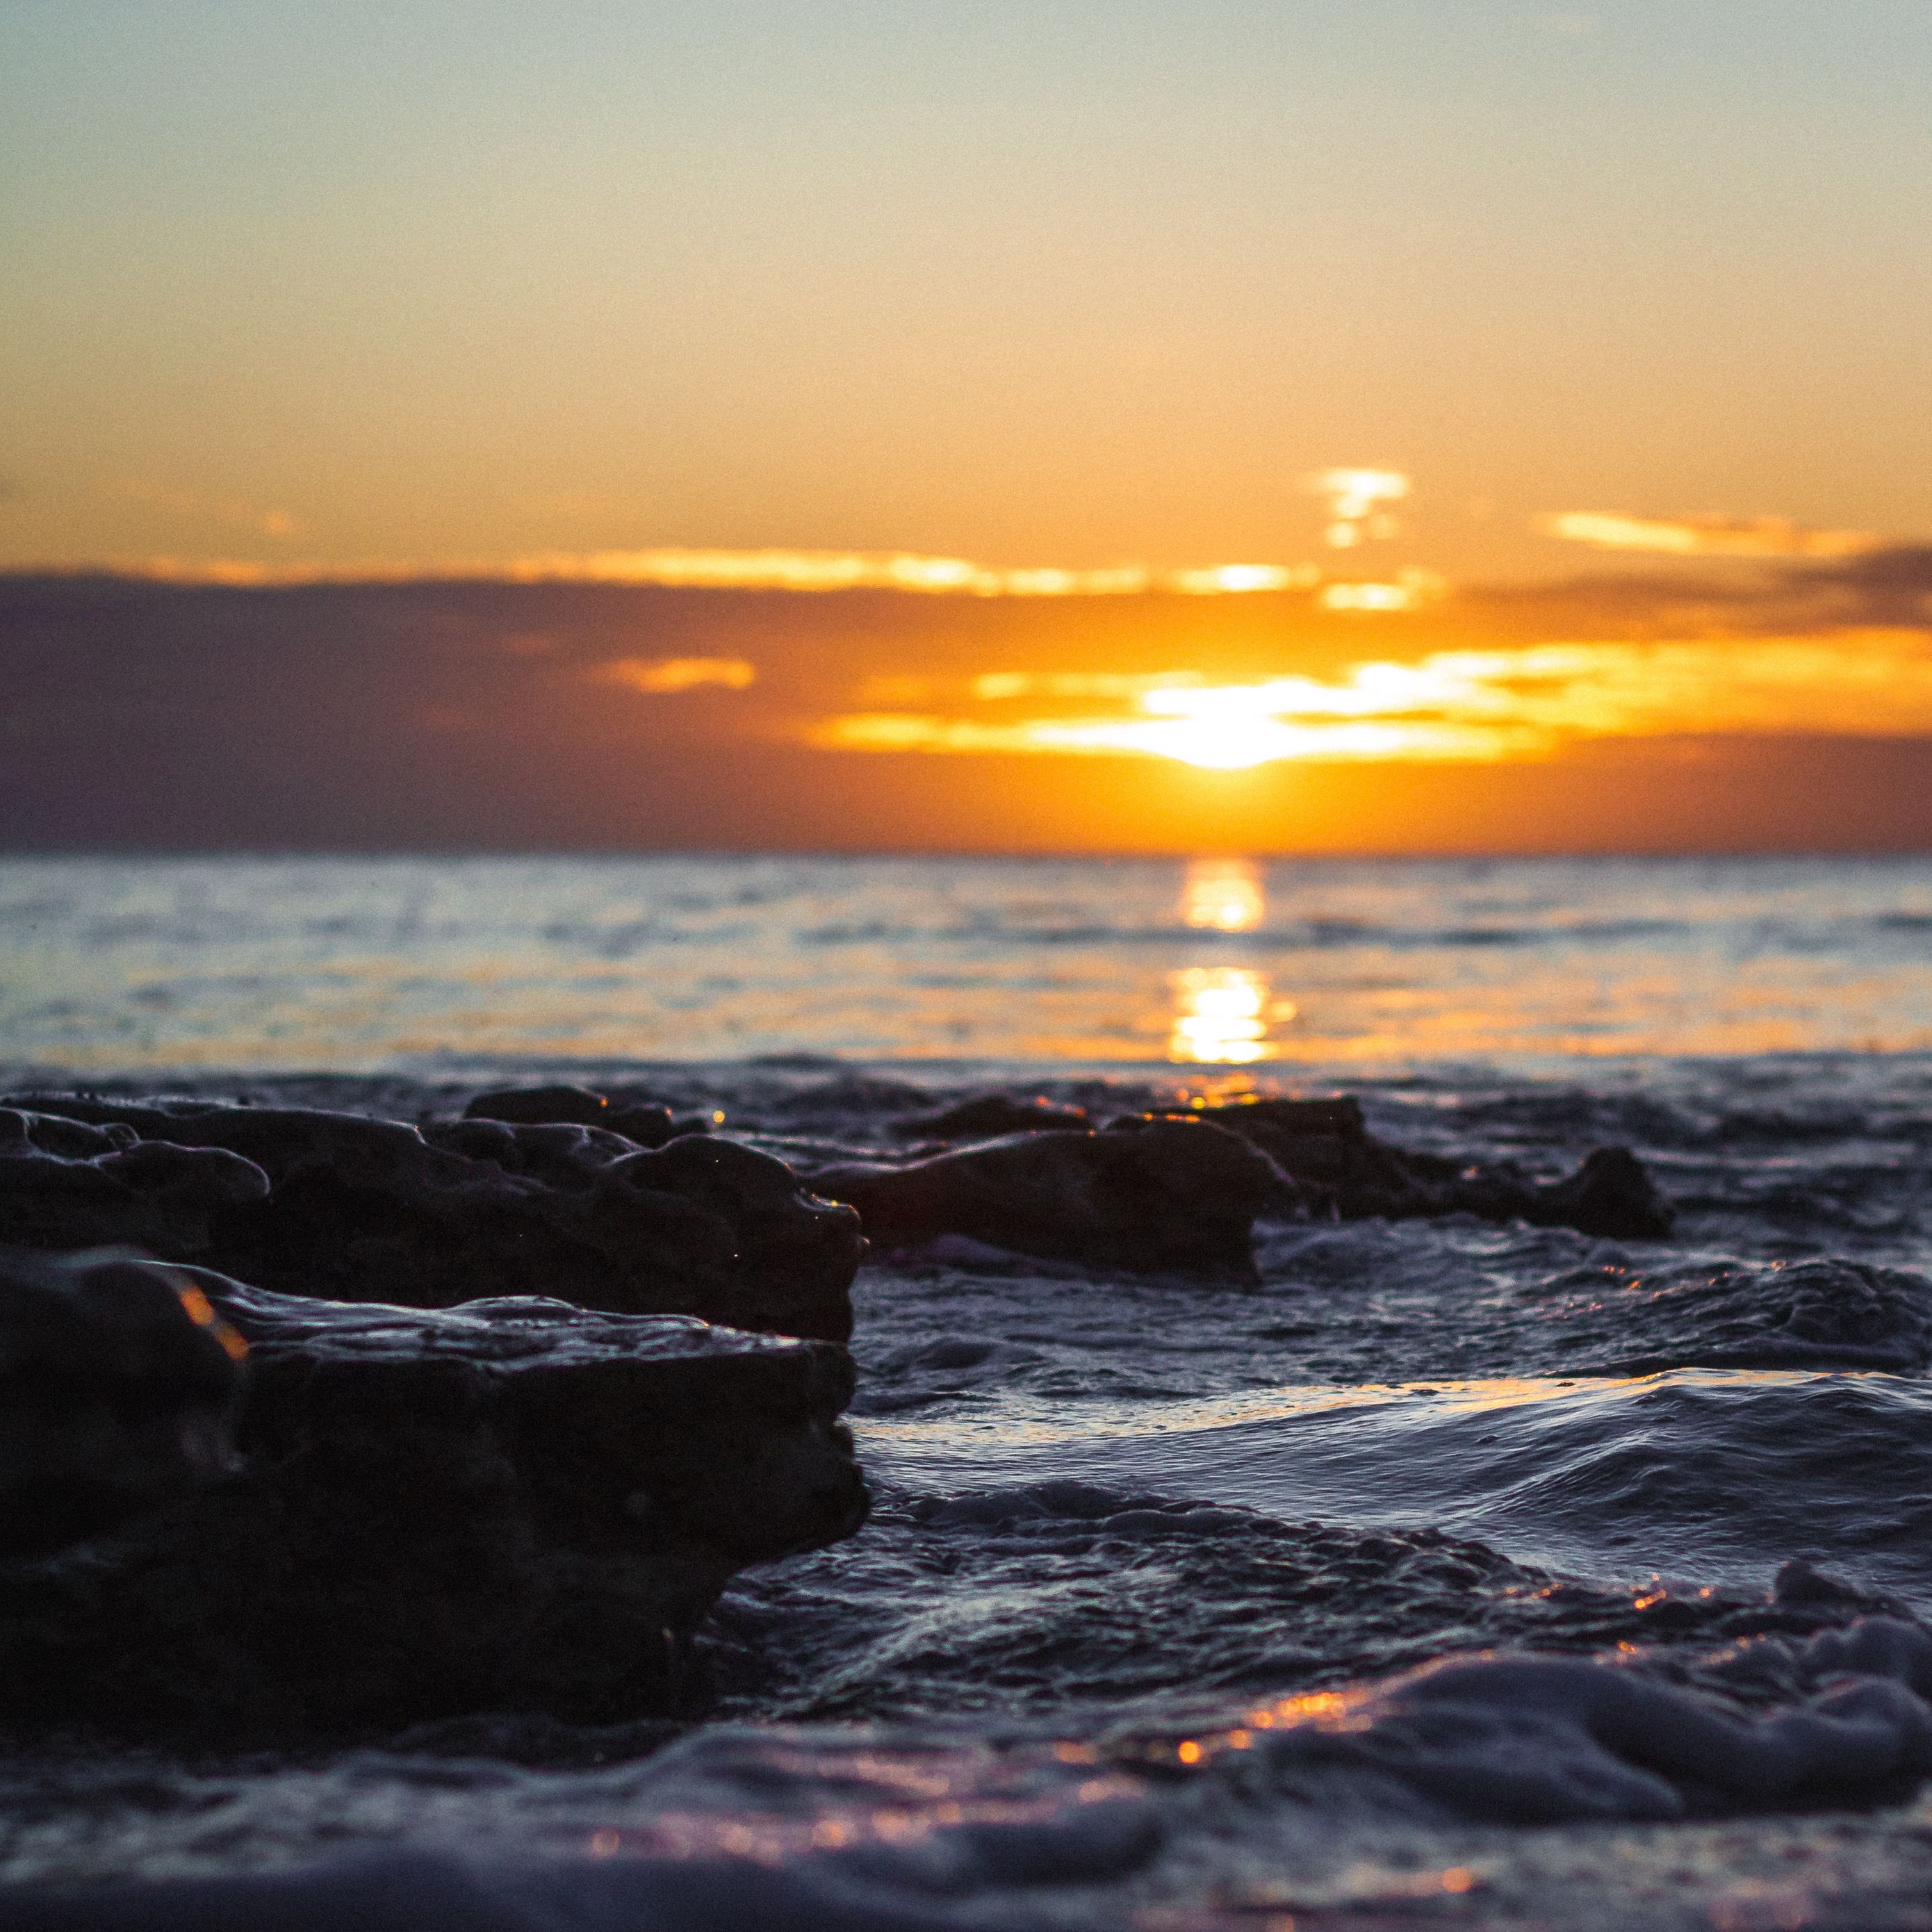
[[5, 842, 1929, 862]]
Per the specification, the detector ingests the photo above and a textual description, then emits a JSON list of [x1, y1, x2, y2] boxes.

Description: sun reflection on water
[[1179, 858, 1266, 931], [1169, 967, 1294, 1063], [1171, 861, 1292, 1062]]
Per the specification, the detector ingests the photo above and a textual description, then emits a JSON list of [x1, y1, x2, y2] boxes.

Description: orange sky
[[3, 3, 1929, 850]]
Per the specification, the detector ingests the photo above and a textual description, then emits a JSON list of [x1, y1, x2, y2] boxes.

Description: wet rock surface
[[0, 1097, 861, 1341], [462, 1083, 707, 1149], [0, 1107, 270, 1258], [0, 1257, 867, 1735], [0, 1251, 245, 1561], [804, 1087, 1671, 1276], [1154, 1094, 1674, 1240], [809, 1115, 1284, 1279]]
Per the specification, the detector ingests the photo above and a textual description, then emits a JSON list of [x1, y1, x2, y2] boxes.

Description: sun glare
[[1042, 715, 1318, 770], [1029, 671, 1506, 767], [809, 631, 1932, 770]]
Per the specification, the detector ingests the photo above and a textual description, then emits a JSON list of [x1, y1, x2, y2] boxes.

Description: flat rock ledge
[[0, 1254, 868, 1735], [0, 1096, 862, 1341]]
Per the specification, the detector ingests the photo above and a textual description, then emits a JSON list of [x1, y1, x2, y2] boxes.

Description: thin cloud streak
[[42, 550, 1332, 598], [1537, 511, 1890, 559], [592, 656, 757, 694], [1318, 569, 1447, 612], [17, 539, 1932, 638]]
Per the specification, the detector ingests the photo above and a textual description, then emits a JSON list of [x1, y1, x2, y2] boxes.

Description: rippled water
[[4, 852, 1931, 1067], [4, 855, 1932, 1927]]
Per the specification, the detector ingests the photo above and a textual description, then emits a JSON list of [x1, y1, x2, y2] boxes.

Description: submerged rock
[[1172, 1095, 1674, 1240], [0, 1250, 245, 1560], [0, 1097, 861, 1341], [810, 1116, 1282, 1279], [1153, 1619, 1932, 1820], [0, 1256, 867, 1733]]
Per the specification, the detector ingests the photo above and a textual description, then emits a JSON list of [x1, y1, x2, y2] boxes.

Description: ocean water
[[4, 852, 1932, 1929], [4, 851, 1931, 1069]]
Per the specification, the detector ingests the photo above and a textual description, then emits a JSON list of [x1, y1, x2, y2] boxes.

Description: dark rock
[[0, 1106, 270, 1254], [810, 1116, 1283, 1279], [462, 1084, 690, 1149], [0, 1097, 861, 1341], [812, 1090, 1671, 1277], [611, 1104, 685, 1147], [1529, 1145, 1674, 1241], [894, 1094, 1092, 1141], [0, 1257, 868, 1732], [0, 1250, 245, 1559], [1774, 1558, 1881, 1610], [461, 1083, 614, 1127], [1165, 1096, 1674, 1240]]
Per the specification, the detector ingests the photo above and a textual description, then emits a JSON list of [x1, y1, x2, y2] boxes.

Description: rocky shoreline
[[9, 1071, 1932, 1929], [0, 1076, 1680, 1744], [0, 1250, 867, 1737], [0, 1093, 863, 1341]]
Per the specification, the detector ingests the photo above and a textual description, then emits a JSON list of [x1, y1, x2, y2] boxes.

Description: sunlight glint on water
[[1, 852, 1930, 1069], [1170, 861, 1293, 1062], [1168, 967, 1285, 1063]]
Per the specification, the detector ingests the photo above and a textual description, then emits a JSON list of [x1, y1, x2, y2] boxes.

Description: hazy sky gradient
[[6, 0, 1930, 576]]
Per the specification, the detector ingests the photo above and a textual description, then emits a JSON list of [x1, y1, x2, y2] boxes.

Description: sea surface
[[3, 851, 1932, 1930], [6, 851, 1931, 1069]]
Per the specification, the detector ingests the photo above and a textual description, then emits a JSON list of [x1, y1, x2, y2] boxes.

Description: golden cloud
[[51, 550, 1331, 596], [808, 630, 1932, 770], [593, 656, 756, 694], [969, 671, 1201, 701], [1304, 469, 1409, 550], [1317, 568, 1448, 612], [1536, 511, 1888, 559]]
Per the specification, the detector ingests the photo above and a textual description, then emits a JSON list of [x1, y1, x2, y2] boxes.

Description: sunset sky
[[4, 1, 1930, 850]]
